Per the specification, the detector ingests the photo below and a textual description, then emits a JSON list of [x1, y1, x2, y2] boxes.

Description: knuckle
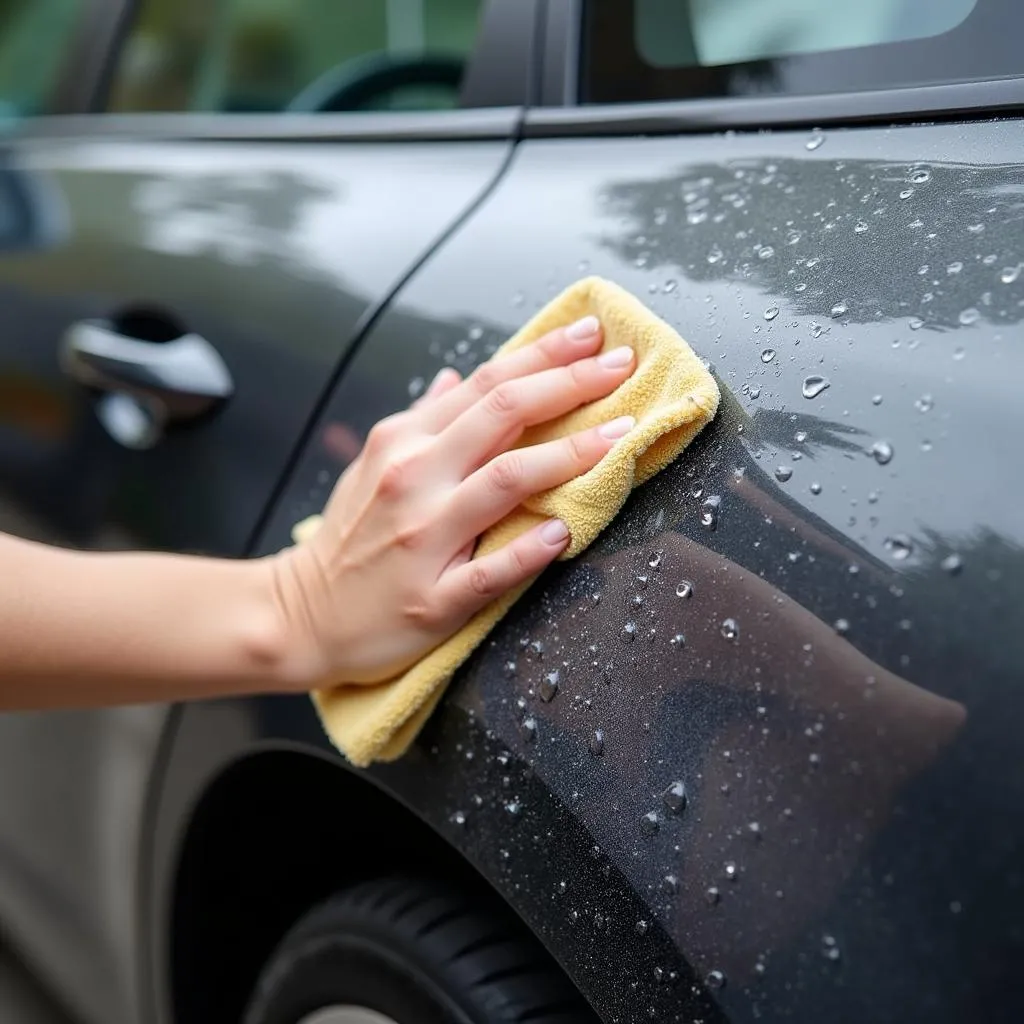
[[538, 329, 563, 356], [404, 595, 443, 630], [506, 542, 531, 578], [470, 361, 500, 395], [393, 519, 428, 550], [568, 360, 592, 387], [376, 453, 417, 500], [486, 382, 520, 418], [467, 562, 497, 598], [365, 414, 402, 453], [566, 431, 591, 465], [487, 452, 525, 494]]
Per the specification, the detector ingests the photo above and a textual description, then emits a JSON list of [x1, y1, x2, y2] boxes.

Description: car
[[0, 0, 1022, 1022]]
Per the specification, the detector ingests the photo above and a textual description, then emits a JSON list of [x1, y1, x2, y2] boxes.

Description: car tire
[[243, 875, 597, 1024]]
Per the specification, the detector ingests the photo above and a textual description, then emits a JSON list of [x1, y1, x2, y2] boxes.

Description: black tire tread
[[244, 874, 596, 1024]]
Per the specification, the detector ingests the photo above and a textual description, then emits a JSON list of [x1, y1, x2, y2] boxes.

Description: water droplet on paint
[[701, 495, 721, 530], [761, 348, 776, 363], [539, 671, 560, 702], [805, 132, 825, 151], [676, 580, 694, 599], [764, 305, 780, 321], [941, 553, 963, 574], [775, 465, 793, 482], [885, 534, 914, 561], [802, 375, 830, 399], [720, 618, 739, 641], [662, 781, 688, 813], [871, 440, 894, 465]]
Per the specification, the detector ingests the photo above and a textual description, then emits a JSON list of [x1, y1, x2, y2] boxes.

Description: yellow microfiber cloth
[[291, 276, 720, 767]]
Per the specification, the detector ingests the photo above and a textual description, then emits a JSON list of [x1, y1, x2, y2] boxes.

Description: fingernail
[[598, 345, 634, 368], [598, 415, 635, 439], [540, 518, 570, 545], [565, 315, 601, 341]]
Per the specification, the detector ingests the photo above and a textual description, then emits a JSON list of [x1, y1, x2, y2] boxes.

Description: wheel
[[243, 875, 597, 1024]]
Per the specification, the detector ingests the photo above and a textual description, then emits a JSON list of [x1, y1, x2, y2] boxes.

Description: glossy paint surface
[[0, 134, 511, 1024], [252, 119, 1024, 1023]]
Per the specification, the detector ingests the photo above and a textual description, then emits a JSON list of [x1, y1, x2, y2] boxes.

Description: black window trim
[[534, 0, 1024, 136], [28, 0, 539, 143]]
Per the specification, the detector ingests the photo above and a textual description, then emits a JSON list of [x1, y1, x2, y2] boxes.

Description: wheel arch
[[167, 747, 502, 1024]]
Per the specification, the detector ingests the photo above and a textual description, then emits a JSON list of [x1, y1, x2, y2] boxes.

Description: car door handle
[[61, 320, 233, 415], [60, 319, 234, 449]]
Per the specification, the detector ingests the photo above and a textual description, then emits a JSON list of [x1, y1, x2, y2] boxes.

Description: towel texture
[[292, 277, 720, 766]]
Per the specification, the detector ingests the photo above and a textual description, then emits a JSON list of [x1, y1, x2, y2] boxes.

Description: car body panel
[[223, 117, 1024, 1024], [0, 131, 515, 1024]]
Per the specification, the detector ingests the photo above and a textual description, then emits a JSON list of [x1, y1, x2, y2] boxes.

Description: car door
[[0, 1, 534, 1022], [248, 1, 1024, 1022]]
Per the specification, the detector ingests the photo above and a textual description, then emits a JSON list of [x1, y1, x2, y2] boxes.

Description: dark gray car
[[0, 1, 1021, 1022]]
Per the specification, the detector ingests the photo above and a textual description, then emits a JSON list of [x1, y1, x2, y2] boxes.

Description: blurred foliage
[[108, 0, 482, 114], [0, 0, 82, 116]]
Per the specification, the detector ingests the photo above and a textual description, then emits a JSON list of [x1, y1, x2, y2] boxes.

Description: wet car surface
[[256, 119, 1024, 1023], [0, 1, 1021, 1022]]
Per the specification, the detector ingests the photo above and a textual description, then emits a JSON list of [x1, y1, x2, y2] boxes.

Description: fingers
[[412, 367, 461, 409], [448, 416, 635, 542], [416, 316, 604, 432], [434, 518, 571, 622], [438, 345, 636, 475]]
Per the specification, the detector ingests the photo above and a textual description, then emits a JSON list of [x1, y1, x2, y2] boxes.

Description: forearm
[[0, 532, 294, 710]]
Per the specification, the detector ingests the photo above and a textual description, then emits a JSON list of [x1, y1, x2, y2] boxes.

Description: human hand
[[266, 316, 636, 688]]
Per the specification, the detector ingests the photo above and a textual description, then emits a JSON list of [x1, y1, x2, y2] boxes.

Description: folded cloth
[[291, 276, 720, 767]]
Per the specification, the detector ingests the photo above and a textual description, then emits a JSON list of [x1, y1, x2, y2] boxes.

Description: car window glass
[[107, 0, 484, 115], [581, 0, 1019, 106], [0, 0, 83, 118], [635, 0, 975, 68]]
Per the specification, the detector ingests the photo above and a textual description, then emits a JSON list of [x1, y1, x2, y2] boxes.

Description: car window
[[635, 0, 975, 68], [0, 0, 83, 119], [107, 0, 485, 115], [581, 0, 1020, 105]]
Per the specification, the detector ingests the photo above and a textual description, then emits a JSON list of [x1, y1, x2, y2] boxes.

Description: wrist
[[254, 549, 332, 693]]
